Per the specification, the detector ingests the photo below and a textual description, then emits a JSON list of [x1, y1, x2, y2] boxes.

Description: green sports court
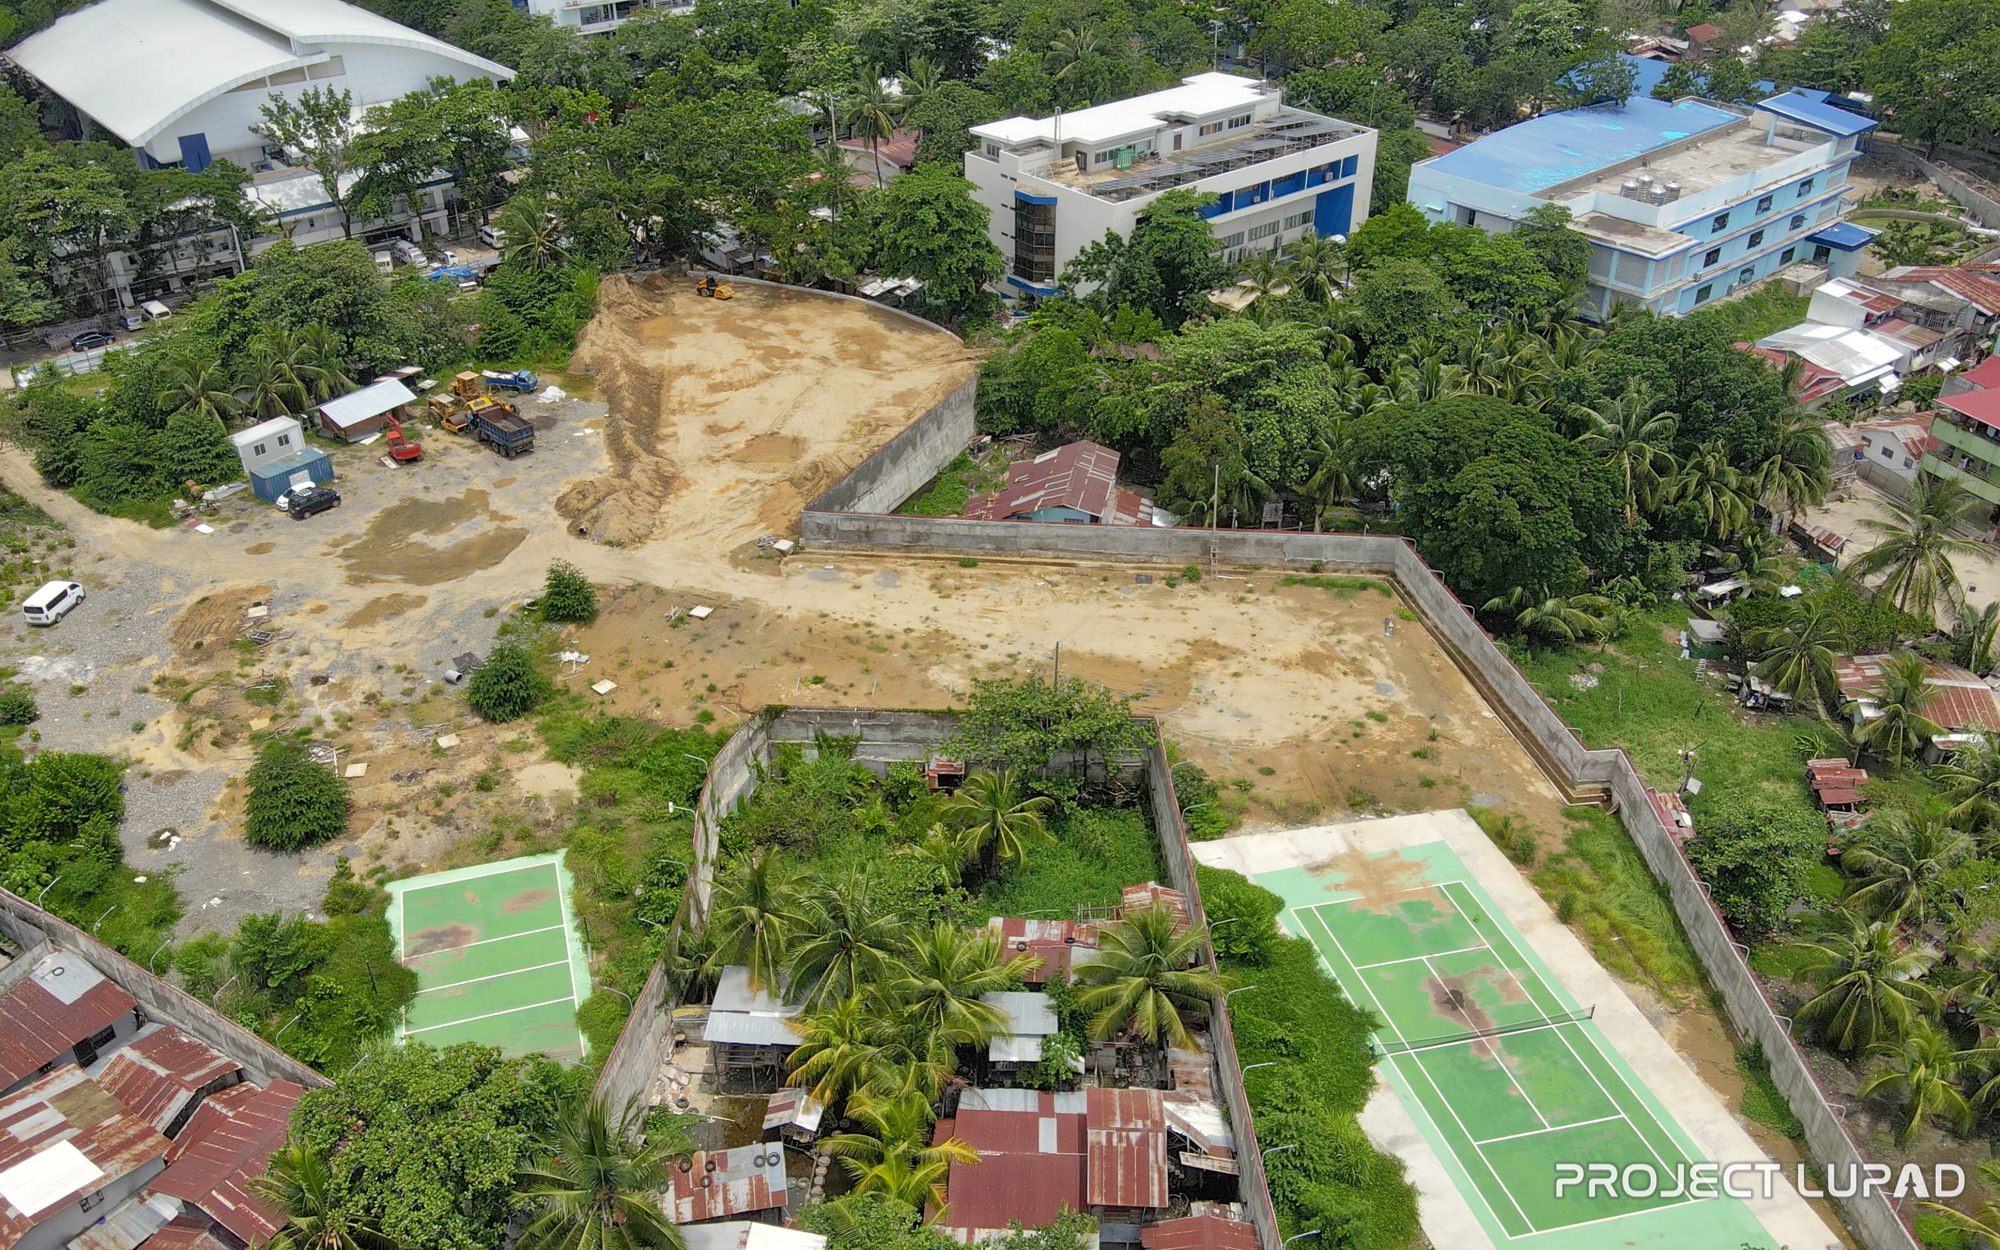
[[386, 852, 592, 1063]]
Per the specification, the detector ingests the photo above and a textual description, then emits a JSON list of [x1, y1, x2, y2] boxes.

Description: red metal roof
[[1833, 654, 2000, 733], [1685, 22, 1723, 39], [1961, 356, 2000, 390], [949, 1092, 1087, 1154], [667, 1145, 788, 1223], [1142, 1214, 1260, 1250], [95, 1025, 240, 1134], [141, 1218, 232, 1250], [154, 1080, 304, 1248], [965, 441, 1121, 522], [1084, 1088, 1168, 1210], [1743, 343, 1845, 402], [836, 128, 919, 172], [1944, 387, 2000, 432], [940, 1151, 1085, 1234], [986, 918, 1097, 985], [1891, 266, 2000, 316], [0, 950, 138, 1090], [1120, 883, 1189, 930], [0, 1066, 168, 1250]]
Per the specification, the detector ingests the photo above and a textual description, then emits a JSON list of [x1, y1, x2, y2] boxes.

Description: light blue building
[[1406, 91, 1877, 320]]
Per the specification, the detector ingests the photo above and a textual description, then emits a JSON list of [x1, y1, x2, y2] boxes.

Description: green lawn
[[1689, 285, 1810, 343]]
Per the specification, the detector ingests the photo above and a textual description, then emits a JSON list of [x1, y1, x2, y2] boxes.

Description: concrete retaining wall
[[0, 890, 329, 1091], [803, 377, 977, 518], [1872, 141, 2000, 229]]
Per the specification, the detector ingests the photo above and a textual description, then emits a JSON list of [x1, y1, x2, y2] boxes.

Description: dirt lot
[[1797, 477, 2000, 617]]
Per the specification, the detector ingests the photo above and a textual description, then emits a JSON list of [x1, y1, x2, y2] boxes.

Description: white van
[[22, 580, 84, 626], [140, 299, 172, 321], [390, 239, 428, 267], [478, 224, 505, 248]]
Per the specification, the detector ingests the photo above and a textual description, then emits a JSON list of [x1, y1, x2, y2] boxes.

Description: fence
[[1871, 140, 2000, 230], [797, 509, 1918, 1250]]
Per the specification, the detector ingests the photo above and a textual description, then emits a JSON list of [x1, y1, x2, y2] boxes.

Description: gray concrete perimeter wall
[[0, 889, 329, 1090], [804, 378, 977, 517], [1872, 141, 2000, 229], [797, 510, 1917, 1250]]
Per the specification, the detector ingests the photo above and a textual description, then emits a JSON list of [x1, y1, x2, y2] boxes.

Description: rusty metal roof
[[1833, 653, 2000, 733], [139, 1218, 231, 1250], [95, 1025, 240, 1134], [1120, 883, 1189, 930], [1085, 1088, 1168, 1209], [986, 918, 1097, 984], [0, 950, 138, 1090], [1141, 1213, 1259, 1250], [154, 1080, 304, 1247], [0, 1065, 168, 1249], [937, 1151, 1086, 1238], [667, 1145, 788, 1223], [963, 441, 1121, 522]]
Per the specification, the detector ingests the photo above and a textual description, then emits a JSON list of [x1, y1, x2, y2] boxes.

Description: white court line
[[416, 959, 571, 995], [401, 858, 563, 895], [1298, 905, 1541, 1237], [406, 996, 577, 1034], [1517, 1196, 1709, 1239], [1475, 1113, 1625, 1146], [1421, 952, 1550, 1131], [549, 862, 589, 1057], [1353, 943, 1491, 969], [404, 923, 565, 959]]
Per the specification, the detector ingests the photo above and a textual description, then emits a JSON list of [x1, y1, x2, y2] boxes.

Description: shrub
[[467, 643, 550, 722], [0, 688, 37, 726], [540, 559, 598, 624], [244, 739, 350, 852]]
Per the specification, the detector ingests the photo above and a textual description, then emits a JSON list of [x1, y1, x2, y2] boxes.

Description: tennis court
[[386, 852, 591, 1063]]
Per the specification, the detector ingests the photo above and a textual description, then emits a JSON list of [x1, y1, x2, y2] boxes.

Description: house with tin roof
[[0, 951, 141, 1095], [0, 1065, 169, 1250], [964, 441, 1166, 526]]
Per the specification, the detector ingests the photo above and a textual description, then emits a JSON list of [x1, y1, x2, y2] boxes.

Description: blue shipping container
[[249, 448, 335, 502]]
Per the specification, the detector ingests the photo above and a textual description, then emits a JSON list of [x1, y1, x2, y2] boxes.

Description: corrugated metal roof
[[68, 1191, 184, 1250], [0, 950, 138, 1090], [1833, 654, 2000, 733], [1960, 356, 2000, 390], [1418, 96, 1738, 194], [936, 1151, 1085, 1238], [1887, 266, 2000, 316], [667, 1145, 788, 1223], [986, 918, 1098, 984], [761, 1087, 825, 1135], [94, 1025, 240, 1135], [702, 1014, 801, 1047], [680, 1222, 826, 1250], [1121, 883, 1189, 929], [964, 441, 1121, 522], [1141, 1213, 1259, 1250], [137, 1217, 231, 1250], [1085, 1088, 1168, 1209], [1944, 388, 2000, 432], [314, 379, 416, 431], [153, 1081, 303, 1247], [1759, 89, 1878, 138], [0, 1066, 168, 1249]]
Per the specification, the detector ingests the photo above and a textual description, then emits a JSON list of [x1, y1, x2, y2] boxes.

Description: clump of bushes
[[0, 688, 38, 726], [467, 643, 550, 722], [244, 738, 350, 851], [540, 559, 598, 624]]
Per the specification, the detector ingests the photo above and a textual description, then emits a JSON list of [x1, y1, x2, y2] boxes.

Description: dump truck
[[471, 403, 534, 458], [482, 368, 540, 393]]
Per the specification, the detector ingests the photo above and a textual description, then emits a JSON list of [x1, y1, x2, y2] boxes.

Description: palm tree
[[707, 848, 807, 993], [1286, 230, 1345, 303], [1754, 414, 1832, 532], [253, 1143, 397, 1250], [1848, 653, 1945, 766], [1851, 475, 1988, 620], [1073, 902, 1224, 1048], [1953, 599, 2000, 676], [1576, 383, 1677, 527], [1298, 423, 1357, 530], [896, 824, 979, 891], [1792, 911, 1940, 1055], [1673, 441, 1753, 540], [946, 770, 1054, 873], [497, 198, 569, 271], [1745, 600, 1845, 716], [1046, 26, 1101, 81], [1480, 585, 1616, 645], [1841, 811, 1973, 926], [848, 71, 903, 189], [514, 1096, 684, 1250], [787, 869, 901, 1009], [896, 924, 1037, 1046], [820, 1090, 975, 1215], [897, 56, 942, 127], [297, 324, 355, 404], [1936, 735, 2000, 837], [239, 328, 313, 419], [1858, 1020, 1971, 1144], [1924, 1160, 2000, 1241], [1385, 357, 1470, 404], [156, 356, 241, 429], [787, 995, 892, 1105]]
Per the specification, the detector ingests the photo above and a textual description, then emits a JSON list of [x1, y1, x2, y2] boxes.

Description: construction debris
[[591, 679, 618, 696]]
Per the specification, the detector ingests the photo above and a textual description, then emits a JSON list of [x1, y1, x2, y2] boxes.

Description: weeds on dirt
[[897, 448, 1009, 517], [1735, 1042, 1804, 1140], [1278, 573, 1394, 597]]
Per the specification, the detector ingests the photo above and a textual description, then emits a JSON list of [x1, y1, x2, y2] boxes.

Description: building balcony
[[1921, 452, 2000, 506]]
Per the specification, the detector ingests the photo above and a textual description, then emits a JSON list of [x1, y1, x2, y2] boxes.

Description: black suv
[[287, 487, 341, 519], [70, 330, 114, 351]]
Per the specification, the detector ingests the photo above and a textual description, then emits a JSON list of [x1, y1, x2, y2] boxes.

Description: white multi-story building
[[963, 73, 1376, 299], [515, 0, 690, 35]]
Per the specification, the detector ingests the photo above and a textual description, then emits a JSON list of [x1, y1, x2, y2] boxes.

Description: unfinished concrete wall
[[0, 890, 328, 1090], [803, 378, 977, 517]]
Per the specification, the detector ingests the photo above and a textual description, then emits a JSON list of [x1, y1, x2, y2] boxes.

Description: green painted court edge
[[384, 851, 592, 1060], [1255, 841, 1773, 1250]]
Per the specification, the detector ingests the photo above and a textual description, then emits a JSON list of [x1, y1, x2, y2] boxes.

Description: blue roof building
[[1406, 93, 1877, 319]]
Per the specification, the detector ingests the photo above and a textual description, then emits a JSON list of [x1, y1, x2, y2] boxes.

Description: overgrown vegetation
[[244, 737, 351, 852]]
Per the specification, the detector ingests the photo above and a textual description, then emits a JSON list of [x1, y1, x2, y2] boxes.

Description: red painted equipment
[[383, 415, 423, 463]]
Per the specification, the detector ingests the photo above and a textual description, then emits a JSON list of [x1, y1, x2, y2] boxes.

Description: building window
[[277, 433, 291, 447], [252, 442, 267, 457], [1217, 232, 1244, 248], [1248, 221, 1281, 241], [1781, 246, 1796, 264], [1749, 229, 1765, 247], [1227, 113, 1252, 129], [1756, 194, 1774, 213], [1011, 199, 1056, 283], [1283, 210, 1312, 230], [1695, 283, 1714, 304], [1789, 213, 1806, 230], [1737, 266, 1755, 285], [85, 1024, 116, 1049], [1710, 212, 1729, 233], [1199, 122, 1222, 136], [1881, 446, 1893, 459], [80, 1191, 104, 1213], [1703, 247, 1721, 267], [1798, 178, 1815, 197]]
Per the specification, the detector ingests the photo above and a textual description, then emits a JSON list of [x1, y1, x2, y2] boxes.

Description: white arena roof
[[6, 0, 511, 149]]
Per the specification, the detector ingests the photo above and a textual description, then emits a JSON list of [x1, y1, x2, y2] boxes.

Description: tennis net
[[1372, 1006, 1595, 1056]]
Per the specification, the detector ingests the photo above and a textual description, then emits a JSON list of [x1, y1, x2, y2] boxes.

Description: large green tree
[[869, 166, 1002, 322]]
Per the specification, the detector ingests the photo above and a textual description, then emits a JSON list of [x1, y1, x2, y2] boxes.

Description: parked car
[[287, 487, 341, 519], [390, 239, 428, 267], [21, 580, 84, 626], [439, 249, 459, 266], [478, 224, 505, 248], [69, 330, 114, 351]]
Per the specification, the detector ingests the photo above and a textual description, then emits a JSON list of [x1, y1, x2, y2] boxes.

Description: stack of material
[[1806, 758, 1869, 811]]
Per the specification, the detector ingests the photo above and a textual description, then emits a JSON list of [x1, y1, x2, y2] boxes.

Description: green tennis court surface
[[1270, 841, 1773, 1250], [386, 852, 590, 1062]]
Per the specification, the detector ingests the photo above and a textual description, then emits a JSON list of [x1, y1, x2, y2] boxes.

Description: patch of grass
[[1749, 940, 1821, 983], [1526, 806, 1704, 1001], [1735, 1042, 1805, 1140], [1689, 283, 1810, 343], [896, 449, 1008, 517], [1277, 573, 1393, 597], [966, 807, 1164, 922]]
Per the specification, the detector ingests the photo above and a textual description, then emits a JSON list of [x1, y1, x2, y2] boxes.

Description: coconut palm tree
[[1792, 911, 1940, 1055], [1576, 383, 1677, 527], [1848, 653, 1945, 767], [787, 995, 893, 1105], [896, 924, 1037, 1046], [946, 769, 1054, 873], [848, 71, 903, 189], [787, 869, 902, 1009], [1480, 585, 1617, 646], [1046, 26, 1101, 81], [1754, 414, 1832, 532], [896, 824, 979, 891], [707, 848, 807, 993], [1953, 599, 2000, 676], [514, 1096, 684, 1250], [1673, 441, 1753, 540], [156, 356, 241, 429], [1745, 600, 1845, 716], [253, 1143, 398, 1250], [1073, 902, 1224, 1048], [1923, 1160, 2000, 1241], [1298, 423, 1358, 530], [1841, 811, 1974, 926], [897, 56, 942, 124], [297, 324, 355, 404], [239, 328, 314, 419], [1858, 1020, 1972, 1144], [1850, 474, 1986, 620], [1385, 357, 1470, 404], [820, 1090, 976, 1215], [1937, 736, 2000, 839], [497, 198, 570, 271], [1286, 230, 1345, 303]]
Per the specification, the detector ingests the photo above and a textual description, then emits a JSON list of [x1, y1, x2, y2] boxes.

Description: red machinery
[[383, 415, 423, 463]]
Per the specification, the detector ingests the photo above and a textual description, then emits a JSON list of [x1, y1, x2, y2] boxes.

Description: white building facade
[[515, 0, 690, 35], [964, 73, 1376, 298]]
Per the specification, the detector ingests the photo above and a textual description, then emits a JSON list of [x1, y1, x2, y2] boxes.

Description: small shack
[[229, 416, 334, 502], [1806, 757, 1869, 812], [667, 1144, 789, 1225], [703, 966, 802, 1087], [981, 991, 1063, 1075], [313, 379, 416, 442]]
